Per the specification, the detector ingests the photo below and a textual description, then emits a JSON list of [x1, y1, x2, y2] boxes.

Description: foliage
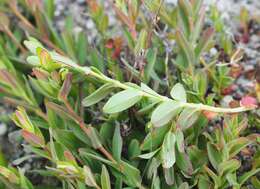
[[0, 0, 259, 189]]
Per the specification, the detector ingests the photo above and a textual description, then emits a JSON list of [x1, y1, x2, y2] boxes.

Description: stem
[[48, 50, 256, 114], [9, 2, 65, 56], [4, 27, 27, 53], [9, 3, 35, 31], [2, 97, 48, 120], [78, 82, 84, 118], [63, 100, 116, 163], [35, 108, 48, 121], [77, 66, 255, 114]]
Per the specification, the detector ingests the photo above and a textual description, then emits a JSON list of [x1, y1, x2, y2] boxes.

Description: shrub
[[0, 0, 259, 188]]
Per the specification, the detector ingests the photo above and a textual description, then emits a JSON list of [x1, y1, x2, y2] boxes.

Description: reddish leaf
[[240, 96, 257, 108], [202, 111, 218, 120], [105, 39, 114, 49], [32, 68, 49, 80], [0, 69, 17, 88], [64, 150, 77, 164], [86, 0, 100, 13], [58, 72, 72, 101], [221, 84, 237, 95], [22, 130, 45, 147]]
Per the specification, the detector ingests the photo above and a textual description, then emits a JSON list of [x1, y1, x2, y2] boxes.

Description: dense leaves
[[0, 0, 258, 189]]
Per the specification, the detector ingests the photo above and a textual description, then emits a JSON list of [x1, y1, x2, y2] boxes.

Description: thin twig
[[4, 26, 27, 53], [59, 60, 255, 114], [63, 100, 116, 163]]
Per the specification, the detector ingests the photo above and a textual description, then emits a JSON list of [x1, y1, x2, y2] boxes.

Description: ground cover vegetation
[[0, 0, 259, 188]]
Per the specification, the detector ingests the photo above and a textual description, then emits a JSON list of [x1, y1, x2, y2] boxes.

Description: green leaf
[[134, 29, 148, 55], [187, 146, 207, 170], [103, 89, 142, 114], [175, 30, 195, 65], [83, 166, 99, 188], [119, 161, 142, 187], [151, 101, 182, 127], [19, 168, 34, 189], [178, 0, 192, 36], [147, 158, 161, 180], [170, 83, 187, 102], [82, 83, 115, 107], [112, 125, 122, 161], [101, 165, 111, 189], [128, 139, 141, 159], [226, 173, 239, 188], [176, 129, 185, 152], [164, 166, 175, 186], [227, 137, 252, 158], [207, 143, 222, 170], [195, 27, 215, 58], [138, 148, 160, 159], [77, 31, 88, 65], [52, 129, 83, 151], [44, 0, 55, 20], [218, 159, 241, 176], [141, 125, 170, 151], [198, 175, 212, 189], [175, 149, 193, 175], [144, 48, 157, 83], [177, 108, 200, 130], [238, 168, 260, 186], [193, 71, 208, 97], [24, 38, 43, 54], [204, 166, 221, 187], [140, 83, 160, 97], [161, 132, 176, 168], [178, 182, 189, 189], [251, 176, 260, 188]]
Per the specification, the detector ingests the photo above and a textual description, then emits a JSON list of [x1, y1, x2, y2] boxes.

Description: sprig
[[25, 39, 256, 125]]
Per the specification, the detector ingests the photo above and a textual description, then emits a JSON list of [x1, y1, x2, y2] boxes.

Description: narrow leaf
[[101, 165, 111, 189], [112, 125, 122, 161], [82, 83, 115, 107], [161, 132, 176, 168]]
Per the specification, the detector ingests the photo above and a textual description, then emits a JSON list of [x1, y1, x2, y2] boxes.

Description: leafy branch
[[25, 39, 256, 129]]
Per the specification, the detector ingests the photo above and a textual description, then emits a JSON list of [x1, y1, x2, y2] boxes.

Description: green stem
[[64, 62, 255, 114], [38, 51, 256, 114]]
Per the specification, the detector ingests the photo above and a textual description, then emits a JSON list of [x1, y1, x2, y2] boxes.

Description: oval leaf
[[161, 132, 176, 168], [151, 101, 182, 127], [177, 108, 200, 130], [170, 83, 187, 102], [103, 89, 142, 114]]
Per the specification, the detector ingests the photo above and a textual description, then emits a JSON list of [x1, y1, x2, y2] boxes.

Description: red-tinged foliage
[[32, 68, 49, 80], [230, 65, 243, 78], [105, 37, 123, 59], [240, 96, 258, 108], [112, 5, 137, 39], [105, 39, 114, 49], [64, 150, 77, 163], [221, 84, 237, 95], [0, 69, 17, 88], [22, 130, 45, 147], [202, 110, 218, 120], [86, 0, 100, 13]]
